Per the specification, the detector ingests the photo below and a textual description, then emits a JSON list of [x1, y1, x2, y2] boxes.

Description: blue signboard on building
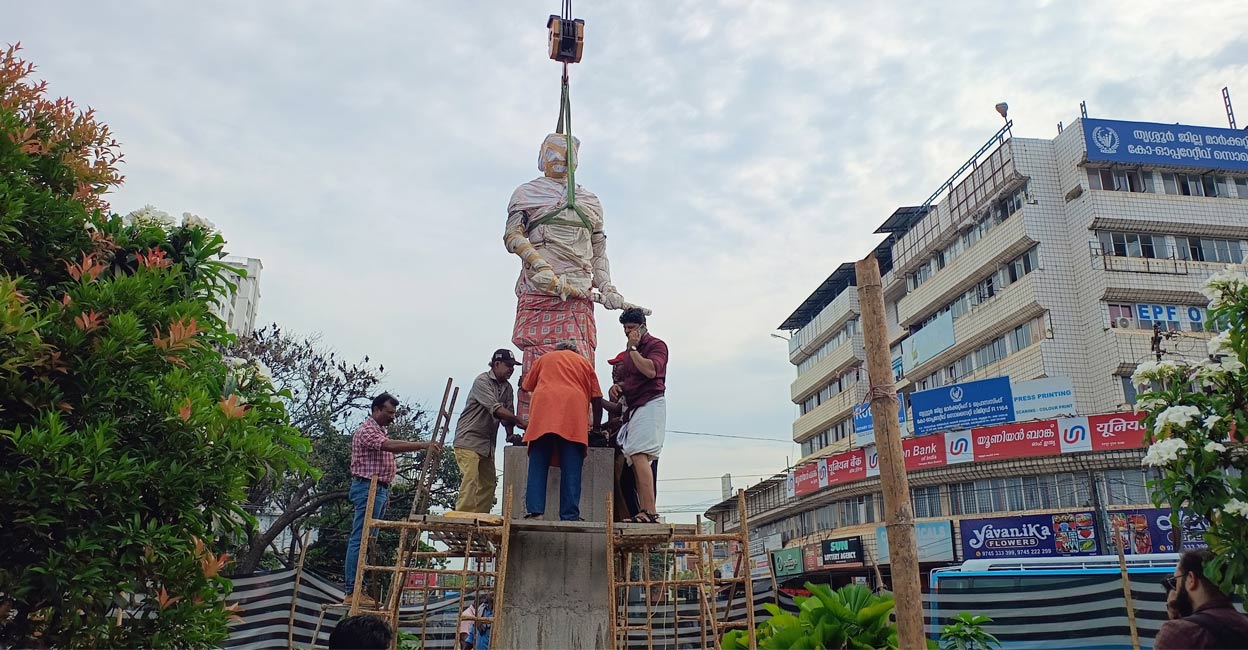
[[1084, 118, 1248, 172], [960, 512, 1100, 560], [853, 395, 906, 434], [910, 376, 1014, 436]]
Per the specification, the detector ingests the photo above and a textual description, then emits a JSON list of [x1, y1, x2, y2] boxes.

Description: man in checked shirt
[[344, 393, 441, 606]]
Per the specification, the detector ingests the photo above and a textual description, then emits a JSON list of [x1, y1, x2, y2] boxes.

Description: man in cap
[[452, 349, 527, 513]]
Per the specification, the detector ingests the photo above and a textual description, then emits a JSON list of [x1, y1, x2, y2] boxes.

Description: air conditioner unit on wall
[[1115, 317, 1133, 329]]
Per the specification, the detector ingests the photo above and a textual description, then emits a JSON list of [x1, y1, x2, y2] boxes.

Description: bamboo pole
[[493, 486, 514, 649], [607, 492, 619, 650], [287, 529, 312, 650], [855, 254, 924, 650], [736, 489, 757, 650], [1114, 520, 1142, 650], [349, 478, 381, 615]]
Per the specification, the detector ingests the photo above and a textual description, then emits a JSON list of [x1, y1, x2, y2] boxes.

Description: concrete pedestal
[[496, 445, 614, 649]]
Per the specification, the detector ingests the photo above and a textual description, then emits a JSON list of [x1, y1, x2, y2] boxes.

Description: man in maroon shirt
[[344, 393, 440, 606], [1155, 549, 1248, 649], [610, 308, 668, 523]]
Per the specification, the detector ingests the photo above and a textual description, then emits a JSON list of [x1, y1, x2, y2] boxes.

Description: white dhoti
[[619, 396, 666, 465]]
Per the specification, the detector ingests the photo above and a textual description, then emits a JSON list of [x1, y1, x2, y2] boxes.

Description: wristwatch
[[628, 345, 638, 351]]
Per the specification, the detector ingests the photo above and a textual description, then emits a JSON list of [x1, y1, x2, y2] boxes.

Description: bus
[[929, 554, 1178, 649]]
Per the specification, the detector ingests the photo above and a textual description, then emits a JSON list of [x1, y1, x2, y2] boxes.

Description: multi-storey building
[[707, 115, 1248, 589], [213, 256, 263, 337]]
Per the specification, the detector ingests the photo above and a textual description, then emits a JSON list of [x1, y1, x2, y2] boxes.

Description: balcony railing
[[1089, 242, 1189, 275]]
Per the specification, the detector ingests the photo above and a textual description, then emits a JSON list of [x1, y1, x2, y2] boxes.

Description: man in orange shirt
[[521, 341, 605, 521]]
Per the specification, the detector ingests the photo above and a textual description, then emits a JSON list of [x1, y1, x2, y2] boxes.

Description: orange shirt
[[521, 350, 602, 448]]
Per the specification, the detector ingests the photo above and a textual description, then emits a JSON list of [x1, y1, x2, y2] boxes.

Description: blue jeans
[[525, 434, 585, 520], [345, 478, 388, 594]]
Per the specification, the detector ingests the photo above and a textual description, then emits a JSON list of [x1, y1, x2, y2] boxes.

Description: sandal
[[626, 511, 660, 524], [523, 512, 544, 519]]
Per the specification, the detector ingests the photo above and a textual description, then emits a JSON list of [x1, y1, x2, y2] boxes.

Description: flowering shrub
[[1133, 264, 1248, 599], [0, 44, 309, 647]]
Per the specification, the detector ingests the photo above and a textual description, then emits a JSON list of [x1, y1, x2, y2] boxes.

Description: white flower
[[1202, 267, 1248, 308], [1208, 332, 1233, 356], [1220, 355, 1245, 373], [1142, 438, 1188, 467], [1225, 498, 1248, 518], [249, 358, 273, 384], [222, 356, 248, 369], [1204, 441, 1227, 453], [1204, 414, 1223, 430], [1153, 404, 1202, 433], [1131, 361, 1159, 390], [181, 212, 216, 231], [124, 204, 174, 229]]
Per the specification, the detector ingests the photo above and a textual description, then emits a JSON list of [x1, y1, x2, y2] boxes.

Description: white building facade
[[707, 115, 1248, 590], [213, 256, 263, 337]]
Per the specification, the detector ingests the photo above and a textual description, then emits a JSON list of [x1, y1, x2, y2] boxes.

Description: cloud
[[9, 0, 1248, 521]]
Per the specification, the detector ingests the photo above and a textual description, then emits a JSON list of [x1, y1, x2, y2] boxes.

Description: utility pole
[[1151, 322, 1164, 362], [855, 254, 923, 650]]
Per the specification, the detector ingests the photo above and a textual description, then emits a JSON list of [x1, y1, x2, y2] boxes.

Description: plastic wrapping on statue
[[505, 134, 643, 418]]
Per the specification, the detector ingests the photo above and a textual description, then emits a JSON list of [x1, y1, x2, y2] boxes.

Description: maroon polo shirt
[[618, 333, 668, 410]]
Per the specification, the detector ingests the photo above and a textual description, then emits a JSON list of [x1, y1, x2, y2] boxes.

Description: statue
[[504, 133, 646, 417]]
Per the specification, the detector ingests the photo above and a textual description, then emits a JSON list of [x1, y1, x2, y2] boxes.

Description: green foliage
[[1132, 265, 1248, 600], [0, 45, 309, 647], [722, 582, 937, 650], [939, 612, 1000, 650]]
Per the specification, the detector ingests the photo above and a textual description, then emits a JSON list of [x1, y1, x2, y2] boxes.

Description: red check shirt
[[350, 417, 396, 485]]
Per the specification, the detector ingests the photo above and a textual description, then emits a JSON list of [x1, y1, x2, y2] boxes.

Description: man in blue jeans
[[344, 393, 440, 606]]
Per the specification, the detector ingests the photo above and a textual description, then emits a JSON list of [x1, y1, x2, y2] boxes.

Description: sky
[[10, 1, 1248, 522]]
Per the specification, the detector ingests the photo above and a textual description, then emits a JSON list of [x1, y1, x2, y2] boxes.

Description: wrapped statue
[[504, 133, 646, 417]]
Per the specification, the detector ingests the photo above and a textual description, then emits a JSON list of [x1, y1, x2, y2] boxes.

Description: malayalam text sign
[[794, 462, 821, 496], [911, 377, 1015, 436], [972, 419, 1060, 461], [1089, 412, 1146, 450], [1084, 118, 1248, 172]]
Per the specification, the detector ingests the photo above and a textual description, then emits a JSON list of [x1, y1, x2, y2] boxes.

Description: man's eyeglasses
[[1162, 573, 1187, 592]]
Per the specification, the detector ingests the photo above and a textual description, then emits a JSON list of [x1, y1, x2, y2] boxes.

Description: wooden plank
[[509, 518, 605, 534]]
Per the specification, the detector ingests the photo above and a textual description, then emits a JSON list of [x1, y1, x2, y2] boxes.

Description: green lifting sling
[[527, 70, 594, 232]]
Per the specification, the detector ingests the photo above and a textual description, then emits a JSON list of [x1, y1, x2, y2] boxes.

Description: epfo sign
[[1135, 304, 1204, 325]]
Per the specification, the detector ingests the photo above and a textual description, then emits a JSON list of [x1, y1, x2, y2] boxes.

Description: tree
[[224, 326, 461, 576], [0, 44, 309, 647], [1133, 265, 1248, 599]]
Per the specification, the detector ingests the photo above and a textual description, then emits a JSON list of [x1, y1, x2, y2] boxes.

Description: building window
[[912, 486, 943, 518], [1136, 304, 1182, 332], [1235, 177, 1248, 198], [1089, 168, 1150, 193], [1011, 321, 1035, 352], [1175, 236, 1245, 264], [1108, 304, 1135, 329], [1102, 469, 1150, 505], [1097, 231, 1169, 259], [1054, 472, 1091, 509]]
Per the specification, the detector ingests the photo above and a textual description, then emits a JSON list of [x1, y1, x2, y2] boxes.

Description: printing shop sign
[[1084, 118, 1248, 173], [960, 512, 1100, 559], [911, 376, 1015, 436]]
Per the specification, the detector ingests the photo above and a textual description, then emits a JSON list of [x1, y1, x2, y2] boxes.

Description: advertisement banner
[[960, 512, 1100, 559], [1107, 508, 1209, 554], [802, 544, 822, 572], [1083, 118, 1248, 172], [971, 419, 1059, 461], [826, 449, 866, 484], [865, 445, 880, 477], [802, 537, 864, 569], [1089, 412, 1146, 451], [903, 434, 947, 470], [877, 521, 955, 564], [911, 376, 1015, 436], [853, 394, 906, 434], [902, 310, 955, 373], [817, 457, 830, 489], [784, 469, 796, 499], [1011, 377, 1076, 420], [771, 547, 805, 578], [794, 462, 821, 496], [750, 554, 771, 580]]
